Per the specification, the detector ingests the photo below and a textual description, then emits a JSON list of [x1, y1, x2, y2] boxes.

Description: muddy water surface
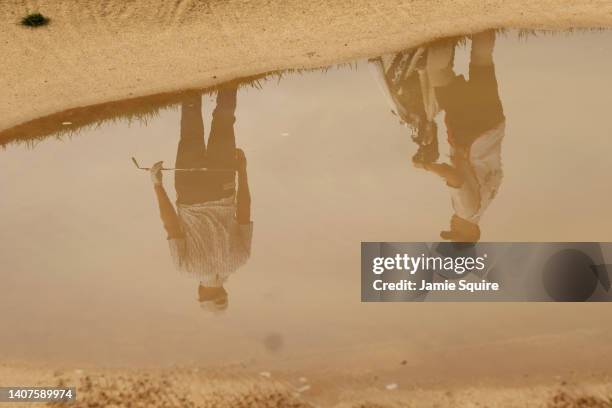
[[1, 30, 612, 384]]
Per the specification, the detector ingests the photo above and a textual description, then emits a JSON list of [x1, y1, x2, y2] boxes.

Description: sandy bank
[[2, 0, 612, 132], [2, 363, 612, 407]]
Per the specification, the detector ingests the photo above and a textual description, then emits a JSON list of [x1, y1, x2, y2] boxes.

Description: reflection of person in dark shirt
[[149, 87, 253, 312], [420, 31, 505, 242]]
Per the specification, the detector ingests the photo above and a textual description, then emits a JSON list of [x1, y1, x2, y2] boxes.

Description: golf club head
[[131, 157, 143, 169]]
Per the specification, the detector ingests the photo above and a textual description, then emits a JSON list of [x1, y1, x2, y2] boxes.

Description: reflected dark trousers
[[175, 90, 237, 205]]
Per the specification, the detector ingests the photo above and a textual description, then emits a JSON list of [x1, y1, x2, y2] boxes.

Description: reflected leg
[[207, 87, 237, 169], [470, 30, 495, 67], [426, 39, 456, 88], [205, 87, 238, 199], [467, 31, 505, 132], [175, 94, 208, 204]]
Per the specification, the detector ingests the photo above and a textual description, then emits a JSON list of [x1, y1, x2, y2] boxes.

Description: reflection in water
[[1, 29, 612, 372], [373, 30, 505, 242], [151, 87, 253, 312]]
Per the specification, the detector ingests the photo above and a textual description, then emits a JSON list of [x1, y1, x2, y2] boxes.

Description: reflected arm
[[423, 162, 463, 188], [236, 168, 251, 224], [154, 184, 183, 239]]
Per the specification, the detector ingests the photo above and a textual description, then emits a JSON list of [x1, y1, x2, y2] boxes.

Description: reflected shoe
[[412, 140, 439, 166], [411, 122, 439, 165]]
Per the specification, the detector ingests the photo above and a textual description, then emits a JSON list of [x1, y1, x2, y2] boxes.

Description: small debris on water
[[259, 371, 271, 378], [281, 132, 290, 137], [385, 383, 398, 391], [62, 121, 72, 125], [297, 385, 311, 393], [298, 377, 308, 383]]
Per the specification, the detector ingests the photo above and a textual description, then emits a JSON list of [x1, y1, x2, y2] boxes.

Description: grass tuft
[[21, 12, 50, 27]]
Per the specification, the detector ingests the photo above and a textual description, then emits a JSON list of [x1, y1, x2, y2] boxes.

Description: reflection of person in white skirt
[[149, 87, 253, 312]]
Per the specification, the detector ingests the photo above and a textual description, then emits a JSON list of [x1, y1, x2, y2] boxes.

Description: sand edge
[[2, 0, 612, 132]]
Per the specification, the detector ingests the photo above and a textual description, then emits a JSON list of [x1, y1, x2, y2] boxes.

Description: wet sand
[[2, 0, 612, 133], [2, 363, 612, 407]]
